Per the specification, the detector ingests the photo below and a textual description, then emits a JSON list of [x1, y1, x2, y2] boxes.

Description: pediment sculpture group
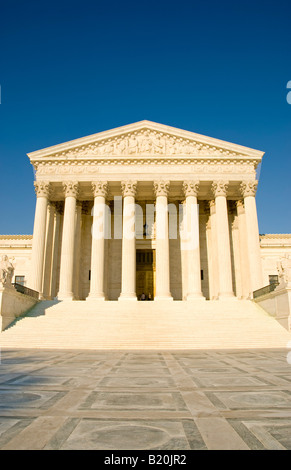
[[60, 132, 236, 158]]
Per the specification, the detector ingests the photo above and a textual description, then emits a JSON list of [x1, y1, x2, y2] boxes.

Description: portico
[[27, 121, 265, 301]]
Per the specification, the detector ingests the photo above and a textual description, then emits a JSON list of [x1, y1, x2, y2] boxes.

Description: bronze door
[[136, 249, 155, 300]]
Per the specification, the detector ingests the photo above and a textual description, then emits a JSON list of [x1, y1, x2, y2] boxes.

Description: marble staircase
[[1, 300, 291, 350]]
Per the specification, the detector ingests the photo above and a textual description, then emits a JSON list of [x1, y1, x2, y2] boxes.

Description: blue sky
[[0, 0, 290, 234]]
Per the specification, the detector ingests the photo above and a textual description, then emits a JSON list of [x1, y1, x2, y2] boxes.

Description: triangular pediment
[[28, 120, 264, 161]]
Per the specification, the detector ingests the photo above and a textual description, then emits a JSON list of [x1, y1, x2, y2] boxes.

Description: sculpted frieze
[[47, 129, 248, 160]]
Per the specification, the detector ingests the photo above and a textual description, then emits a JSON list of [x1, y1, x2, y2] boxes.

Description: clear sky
[[0, 0, 290, 234]]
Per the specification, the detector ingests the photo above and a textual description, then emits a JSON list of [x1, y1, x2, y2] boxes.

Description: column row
[[29, 179, 263, 300]]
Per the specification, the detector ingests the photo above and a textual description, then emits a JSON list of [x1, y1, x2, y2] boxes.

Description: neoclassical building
[[15, 120, 270, 302]]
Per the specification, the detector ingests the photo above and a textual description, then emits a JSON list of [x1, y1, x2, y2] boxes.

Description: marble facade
[[1, 121, 290, 301]]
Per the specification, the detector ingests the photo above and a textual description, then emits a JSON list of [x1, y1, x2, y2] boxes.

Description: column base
[[86, 294, 106, 301], [118, 293, 137, 301], [57, 293, 74, 301]]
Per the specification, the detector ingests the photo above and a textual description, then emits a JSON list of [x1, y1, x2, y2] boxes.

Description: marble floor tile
[[0, 348, 291, 450]]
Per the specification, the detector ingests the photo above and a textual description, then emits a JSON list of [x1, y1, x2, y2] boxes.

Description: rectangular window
[[15, 275, 25, 286], [201, 270, 204, 281], [269, 275, 278, 285]]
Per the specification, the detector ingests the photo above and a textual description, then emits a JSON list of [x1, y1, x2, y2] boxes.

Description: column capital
[[63, 181, 79, 198], [121, 180, 137, 197], [154, 180, 170, 197], [212, 180, 229, 198], [183, 180, 199, 197], [34, 181, 51, 198], [240, 180, 258, 198], [92, 181, 108, 198]]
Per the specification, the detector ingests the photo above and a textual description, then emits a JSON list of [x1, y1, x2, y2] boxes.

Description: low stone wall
[[0, 287, 38, 331], [254, 285, 291, 331]]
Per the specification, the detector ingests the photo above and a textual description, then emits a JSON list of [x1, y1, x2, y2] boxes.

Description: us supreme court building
[[22, 120, 269, 303]]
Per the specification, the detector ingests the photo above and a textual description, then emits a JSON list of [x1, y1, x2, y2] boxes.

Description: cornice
[[27, 121, 264, 165], [0, 235, 33, 240], [260, 234, 291, 240]]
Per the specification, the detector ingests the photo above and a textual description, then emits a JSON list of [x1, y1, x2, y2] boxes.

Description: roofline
[[27, 120, 265, 160]]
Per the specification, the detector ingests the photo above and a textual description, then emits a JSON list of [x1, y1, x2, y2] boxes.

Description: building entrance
[[136, 249, 155, 300]]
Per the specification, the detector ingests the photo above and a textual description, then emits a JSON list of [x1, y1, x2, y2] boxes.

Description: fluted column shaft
[[212, 181, 234, 299], [119, 181, 137, 300], [240, 181, 263, 293], [58, 182, 79, 300], [208, 200, 219, 299], [236, 200, 251, 298], [88, 182, 108, 300], [154, 181, 173, 300], [29, 181, 50, 298], [74, 201, 82, 300], [50, 203, 62, 299], [42, 203, 55, 299], [182, 181, 204, 299]]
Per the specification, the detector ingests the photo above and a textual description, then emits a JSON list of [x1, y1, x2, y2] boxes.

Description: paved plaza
[[0, 348, 291, 450]]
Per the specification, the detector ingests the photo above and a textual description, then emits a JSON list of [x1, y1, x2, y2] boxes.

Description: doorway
[[136, 249, 155, 300]]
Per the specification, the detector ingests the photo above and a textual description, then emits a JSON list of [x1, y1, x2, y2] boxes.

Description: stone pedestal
[[0, 285, 38, 331]]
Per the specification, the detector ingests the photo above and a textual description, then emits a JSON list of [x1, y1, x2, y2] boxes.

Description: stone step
[[1, 299, 291, 350]]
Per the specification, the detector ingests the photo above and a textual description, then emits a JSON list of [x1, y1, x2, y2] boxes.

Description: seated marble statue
[[0, 255, 14, 287], [276, 254, 291, 287]]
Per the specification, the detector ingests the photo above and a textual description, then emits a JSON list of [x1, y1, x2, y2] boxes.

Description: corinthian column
[[74, 200, 82, 300], [212, 181, 234, 299], [29, 181, 51, 298], [87, 182, 108, 300], [42, 203, 55, 299], [50, 202, 63, 299], [240, 181, 263, 293], [118, 181, 137, 301], [154, 181, 173, 300], [236, 200, 251, 298], [182, 181, 204, 300], [58, 181, 79, 300]]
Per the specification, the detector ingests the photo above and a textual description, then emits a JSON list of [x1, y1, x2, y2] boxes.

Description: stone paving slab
[[0, 348, 291, 450]]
